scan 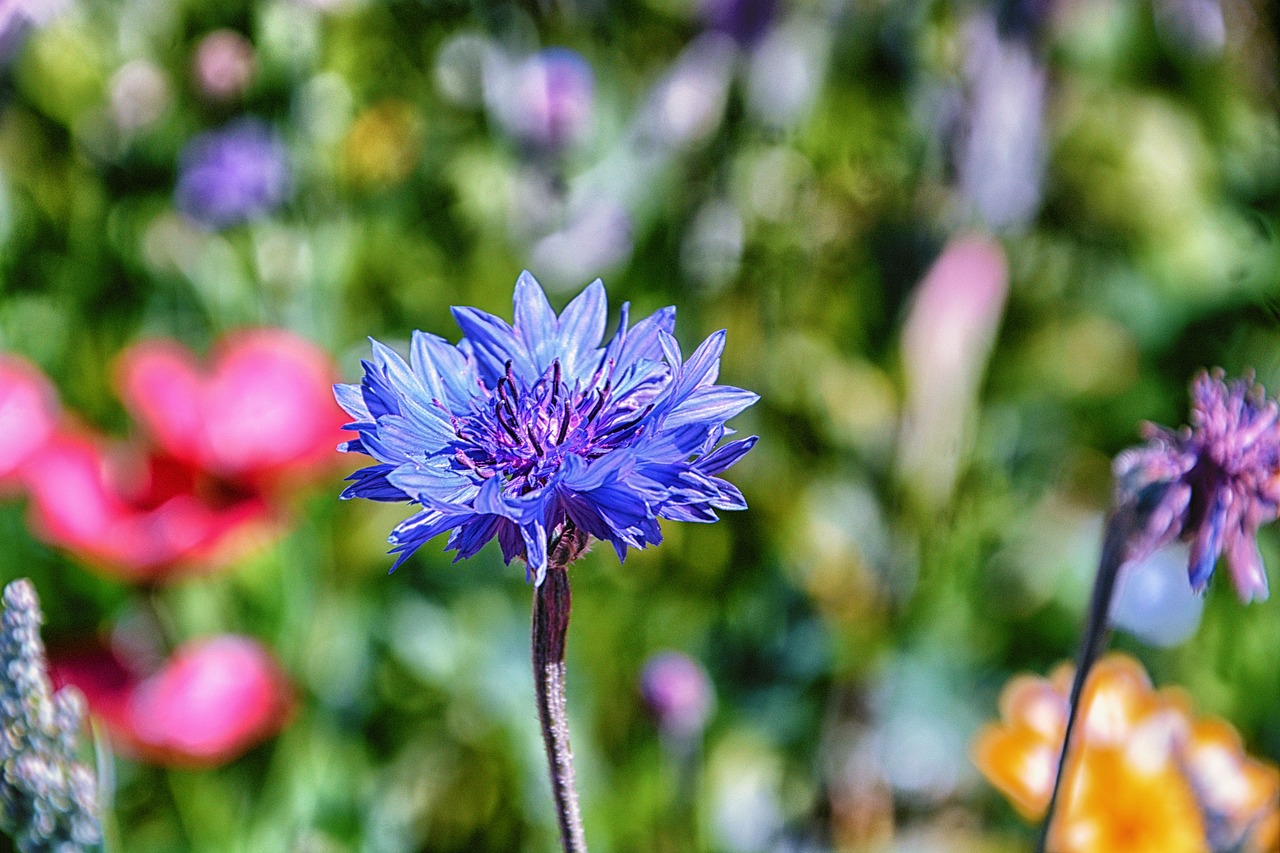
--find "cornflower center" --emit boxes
[449,359,652,493]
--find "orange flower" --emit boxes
[973,653,1278,853]
[1053,746,1205,853]
[1184,717,1280,852]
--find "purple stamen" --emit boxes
[586,381,611,422]
[557,401,572,444]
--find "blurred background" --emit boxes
[0,0,1278,850]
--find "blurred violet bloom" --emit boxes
[193,30,256,101]
[0,355,59,490]
[954,13,1046,231]
[1154,0,1226,57]
[698,0,779,47]
[51,635,293,767]
[1113,370,1280,603]
[641,34,736,148]
[641,651,715,739]
[20,329,345,582]
[175,118,290,229]
[491,48,595,153]
[897,235,1009,510]
[0,0,69,60]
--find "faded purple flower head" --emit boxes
[0,0,69,62]
[193,30,256,101]
[335,272,757,584]
[641,651,715,738]
[175,118,290,229]
[698,0,779,47]
[1113,369,1280,603]
[496,48,594,152]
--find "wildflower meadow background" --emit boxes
[0,0,1278,851]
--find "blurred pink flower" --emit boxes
[113,329,345,488]
[0,355,60,489]
[24,430,277,582]
[641,651,715,738]
[17,328,345,582]
[897,235,1009,509]
[51,635,293,767]
[193,30,256,101]
[490,48,595,152]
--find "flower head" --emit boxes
[1113,369,1280,603]
[640,651,715,738]
[14,329,345,582]
[175,118,290,229]
[973,653,1279,853]
[51,635,293,768]
[336,272,758,583]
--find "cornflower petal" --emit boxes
[450,306,538,386]
[699,435,759,475]
[409,331,477,409]
[554,279,608,379]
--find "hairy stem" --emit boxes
[532,562,588,853]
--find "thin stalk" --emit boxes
[1034,510,1130,853]
[532,560,588,853]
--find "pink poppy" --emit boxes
[24,429,278,582]
[114,328,346,488]
[19,328,345,581]
[51,635,293,767]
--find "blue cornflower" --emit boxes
[335,272,758,584]
[175,118,290,229]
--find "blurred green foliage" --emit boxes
[0,0,1278,851]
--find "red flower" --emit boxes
[24,430,278,581]
[0,355,60,489]
[17,328,346,582]
[51,635,293,768]
[114,329,346,488]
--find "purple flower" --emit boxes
[494,48,595,152]
[698,0,779,47]
[1113,369,1280,603]
[335,272,758,584]
[175,118,290,229]
[193,30,256,101]
[640,651,715,738]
